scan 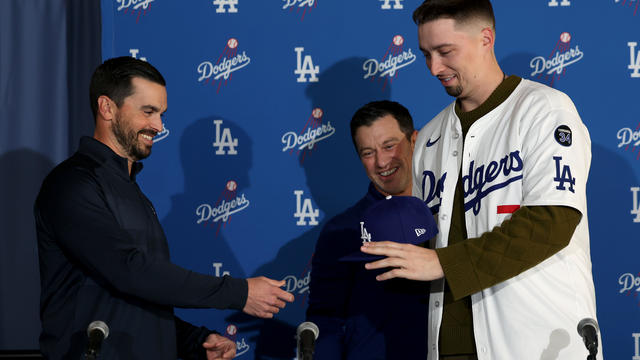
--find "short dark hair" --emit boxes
[350,100,414,150]
[89,56,166,119]
[412,0,495,29]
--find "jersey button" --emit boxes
[452,150,458,156]
[453,132,459,139]
[435,301,440,307]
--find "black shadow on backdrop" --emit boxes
[162,117,251,329]
[226,57,392,359]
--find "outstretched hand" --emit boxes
[361,241,444,281]
[203,333,236,360]
[243,276,295,318]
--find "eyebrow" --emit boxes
[419,43,454,53]
[141,105,167,115]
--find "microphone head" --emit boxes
[296,321,319,340]
[577,318,599,336]
[87,320,110,339]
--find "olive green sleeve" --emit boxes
[435,205,581,301]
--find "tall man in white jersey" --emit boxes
[360,1,601,359]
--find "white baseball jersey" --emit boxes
[413,79,601,360]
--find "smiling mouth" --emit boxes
[379,167,398,177]
[440,75,456,83]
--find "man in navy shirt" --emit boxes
[34,57,294,360]
[306,100,432,359]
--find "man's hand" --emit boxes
[243,276,295,318]
[361,241,444,281]
[203,333,236,360]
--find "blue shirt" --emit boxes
[34,137,248,360]
[306,183,432,360]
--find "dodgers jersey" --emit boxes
[413,79,601,360]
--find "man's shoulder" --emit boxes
[512,78,576,111]
[38,152,102,198]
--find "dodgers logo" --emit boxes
[281,108,335,162]
[224,324,250,357]
[463,151,524,215]
[615,0,639,16]
[363,35,416,90]
[421,171,446,214]
[152,123,169,143]
[616,123,640,160]
[530,32,583,87]
[618,272,640,307]
[282,0,317,20]
[196,180,250,236]
[283,269,311,296]
[197,38,251,93]
[116,0,154,22]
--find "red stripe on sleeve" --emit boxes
[497,205,520,214]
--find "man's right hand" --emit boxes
[243,276,295,318]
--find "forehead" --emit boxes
[418,18,475,48]
[355,115,404,145]
[125,77,167,107]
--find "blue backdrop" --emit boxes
[99,0,640,359]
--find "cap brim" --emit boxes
[338,252,385,262]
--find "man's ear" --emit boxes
[97,96,115,121]
[480,26,495,49]
[410,130,418,149]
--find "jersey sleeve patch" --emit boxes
[554,125,572,147]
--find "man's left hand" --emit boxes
[203,333,236,360]
[361,241,444,281]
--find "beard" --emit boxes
[445,84,463,98]
[112,113,153,161]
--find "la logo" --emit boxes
[213,0,238,13]
[553,156,575,193]
[360,222,372,243]
[129,49,147,62]
[294,47,319,83]
[629,42,640,78]
[294,190,319,226]
[380,0,403,9]
[631,187,640,223]
[548,0,570,6]
[213,120,238,155]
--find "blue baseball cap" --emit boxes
[339,195,438,262]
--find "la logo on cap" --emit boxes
[360,222,372,243]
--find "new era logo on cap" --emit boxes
[340,195,438,261]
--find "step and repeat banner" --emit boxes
[101,0,639,358]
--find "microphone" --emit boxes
[577,318,599,359]
[296,321,319,360]
[84,320,109,360]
